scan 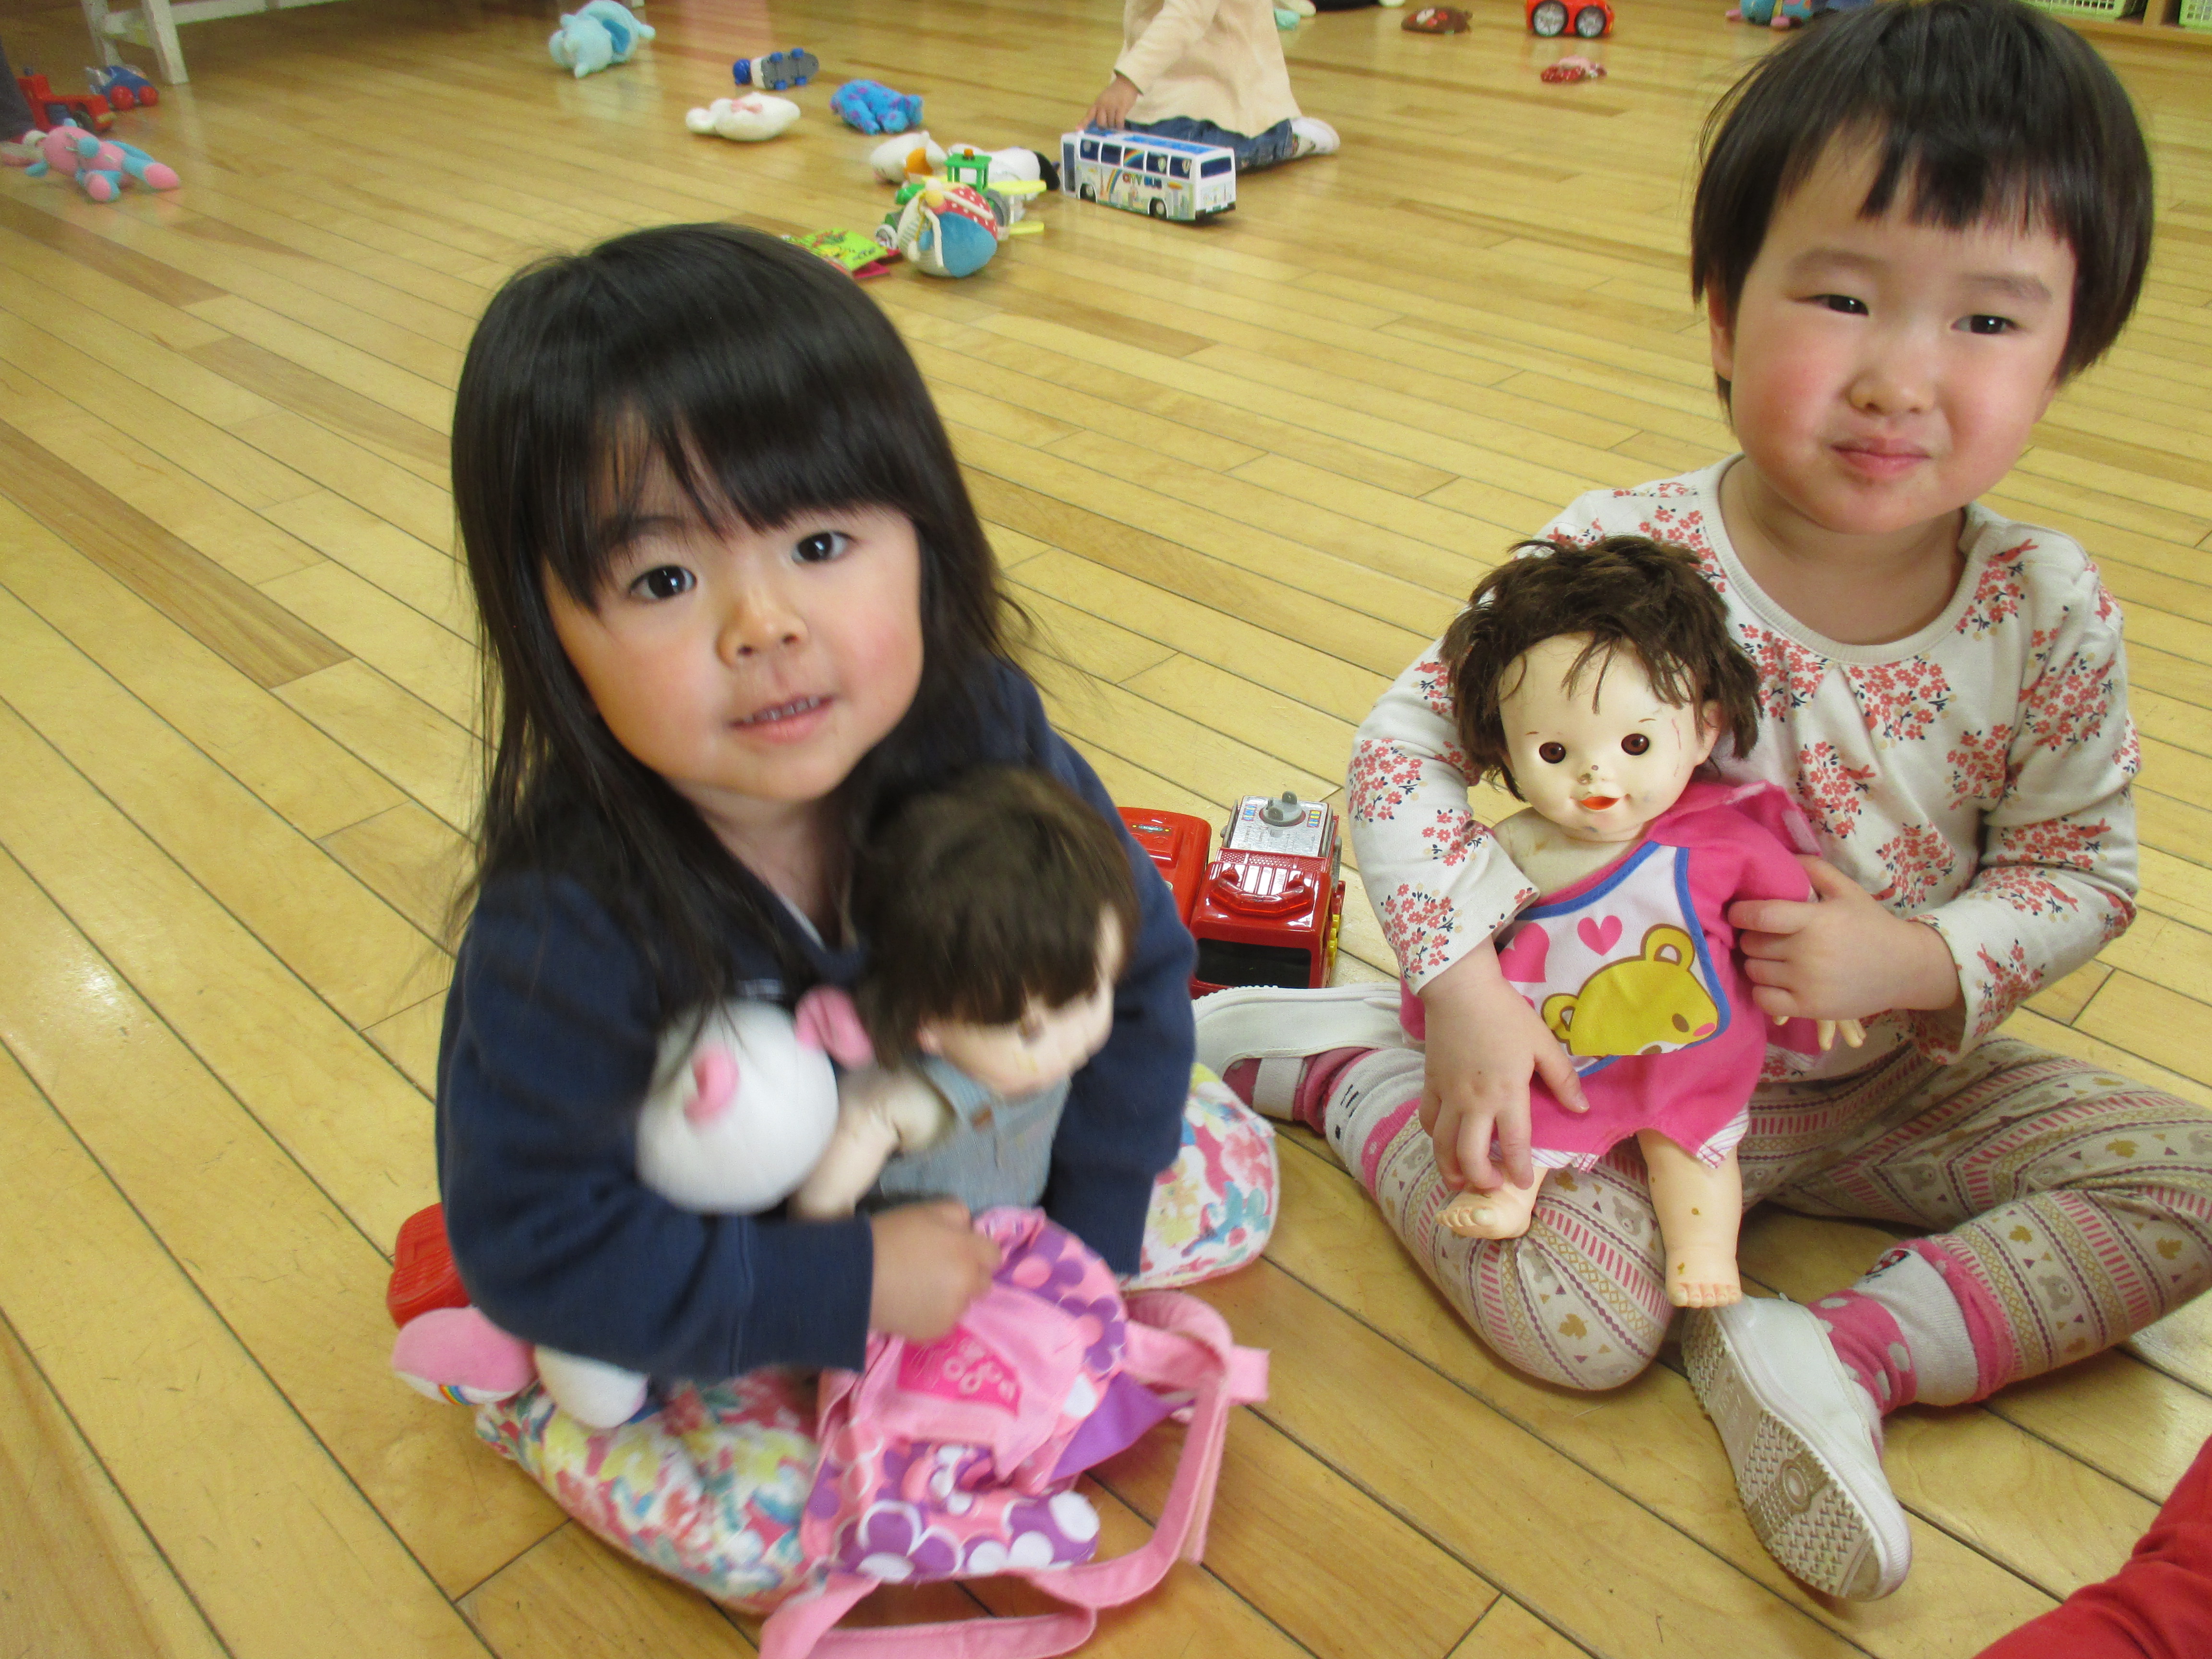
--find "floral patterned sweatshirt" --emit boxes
[1347,459,2140,1070]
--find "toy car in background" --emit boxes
[15,72,112,132]
[1528,0,1613,36]
[1123,793,1346,996]
[1061,130,1235,222]
[87,65,159,110]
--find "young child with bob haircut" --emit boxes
[1196,0,2199,1605]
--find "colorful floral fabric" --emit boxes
[467,1068,1275,1610]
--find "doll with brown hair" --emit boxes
[1430,535,1851,1307]
[789,765,1142,1220]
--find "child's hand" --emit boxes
[1730,858,1963,1022]
[867,1201,1000,1342]
[1418,944,1587,1193]
[1085,73,1139,131]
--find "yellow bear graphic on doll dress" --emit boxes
[1540,925,1720,1058]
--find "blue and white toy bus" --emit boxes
[1059,130,1236,222]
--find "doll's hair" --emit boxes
[851,768,1141,1065]
[1442,536,1761,801]
[1692,0,2151,404]
[449,222,1022,1003]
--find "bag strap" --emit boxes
[758,1290,1266,1659]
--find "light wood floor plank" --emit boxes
[0,1311,229,1659]
[0,1041,488,1658]
[0,850,558,1599]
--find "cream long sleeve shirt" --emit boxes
[1347,460,2140,1074]
[1114,0,1301,138]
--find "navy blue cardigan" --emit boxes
[435,663,1196,1379]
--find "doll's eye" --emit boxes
[1621,733,1651,756]
[1537,742,1567,765]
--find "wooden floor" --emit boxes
[2,0,2210,1653]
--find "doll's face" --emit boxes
[1497,636,1719,846]
[916,912,1124,1096]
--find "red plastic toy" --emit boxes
[1187,792,1346,997]
[1119,807,1213,926]
[15,72,113,132]
[1528,0,1613,37]
[386,1203,469,1328]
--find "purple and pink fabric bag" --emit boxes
[762,1207,1268,1658]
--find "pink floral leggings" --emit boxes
[1327,1038,2212,1392]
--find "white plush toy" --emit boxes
[948,144,1046,189]
[870,130,947,183]
[685,94,802,143]
[392,988,953,1429]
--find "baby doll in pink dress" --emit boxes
[1428,535,1853,1307]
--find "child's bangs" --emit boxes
[531,224,951,604]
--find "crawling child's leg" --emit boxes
[1638,1133,1743,1309]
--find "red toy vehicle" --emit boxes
[1528,0,1613,37]
[1119,807,1213,926]
[15,72,113,132]
[1129,792,1343,996]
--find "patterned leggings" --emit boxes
[469,1072,1278,1611]
[1327,1038,2212,1392]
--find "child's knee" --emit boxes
[1453,1231,1669,1393]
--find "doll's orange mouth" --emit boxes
[1578,795,1619,810]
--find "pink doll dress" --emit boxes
[1489,778,1822,1170]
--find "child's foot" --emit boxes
[1438,1178,1541,1239]
[1193,983,1406,1118]
[1682,1297,1911,1599]
[1666,1245,1743,1309]
[1289,117,1340,159]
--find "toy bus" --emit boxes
[1059,129,1236,222]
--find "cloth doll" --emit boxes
[1425,535,1852,1308]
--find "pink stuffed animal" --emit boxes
[7,121,179,202]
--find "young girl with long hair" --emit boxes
[435,222,1276,1606]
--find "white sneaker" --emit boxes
[1682,1297,1913,1600]
[1192,983,1407,1117]
[1288,117,1340,159]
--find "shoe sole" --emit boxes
[1683,1307,1909,1600]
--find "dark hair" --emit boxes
[1443,537,1761,800]
[1692,0,2152,402]
[451,222,1020,1005]
[850,769,1141,1064]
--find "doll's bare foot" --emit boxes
[1438,1178,1541,1240]
[1667,1245,1743,1309]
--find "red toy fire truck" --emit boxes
[1125,792,1346,996]
[14,72,114,132]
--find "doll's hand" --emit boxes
[867,1201,1001,1342]
[1418,944,1587,1193]
[1730,858,1962,1022]
[1085,73,1139,130]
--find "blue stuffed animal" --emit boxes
[549,0,654,77]
[830,79,923,136]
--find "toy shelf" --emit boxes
[2030,0,2212,44]
[79,0,354,85]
